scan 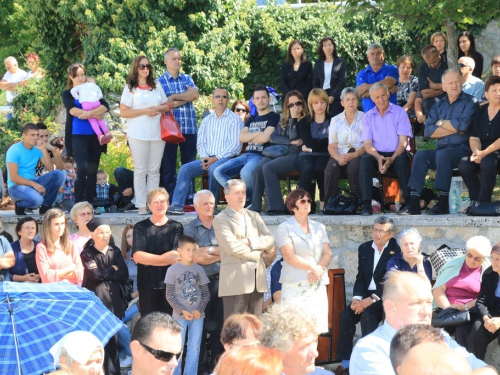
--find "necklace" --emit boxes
[465,263,471,275]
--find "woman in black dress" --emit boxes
[81,217,129,375]
[280,39,313,101]
[457,31,484,79]
[132,187,183,316]
[312,37,346,117]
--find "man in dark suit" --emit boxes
[334,216,401,375]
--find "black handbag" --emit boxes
[466,200,500,216]
[119,279,134,311]
[431,307,470,328]
[323,188,360,215]
[262,145,288,158]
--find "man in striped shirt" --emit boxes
[167,87,244,215]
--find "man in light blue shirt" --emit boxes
[349,271,490,375]
[459,56,485,101]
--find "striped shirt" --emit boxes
[158,70,198,134]
[197,108,244,159]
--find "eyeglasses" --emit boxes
[287,101,303,109]
[466,252,484,263]
[372,228,390,235]
[458,63,470,68]
[214,95,228,99]
[235,108,248,113]
[139,342,182,362]
[138,64,152,71]
[78,212,93,217]
[297,198,312,205]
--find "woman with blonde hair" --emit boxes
[69,201,94,254]
[251,90,308,215]
[36,208,83,284]
[430,32,447,63]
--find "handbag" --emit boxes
[431,307,470,328]
[323,188,360,215]
[422,244,466,274]
[262,145,288,158]
[119,279,134,312]
[466,200,500,216]
[161,103,186,144]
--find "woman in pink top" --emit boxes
[36,208,84,284]
[69,201,94,254]
[433,235,492,346]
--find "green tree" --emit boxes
[342,0,500,70]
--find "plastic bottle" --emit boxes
[449,184,460,214]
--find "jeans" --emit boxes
[72,134,102,203]
[6,102,13,121]
[161,134,197,202]
[171,158,230,207]
[9,170,65,209]
[114,167,134,205]
[117,324,132,358]
[174,318,204,375]
[213,153,262,199]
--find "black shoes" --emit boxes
[426,206,450,215]
[360,205,373,216]
[15,202,26,216]
[397,204,421,215]
[118,202,137,212]
[39,206,51,215]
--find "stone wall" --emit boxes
[476,19,500,76]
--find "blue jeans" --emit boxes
[161,134,197,202]
[213,153,262,199]
[9,170,65,209]
[171,158,229,206]
[118,324,132,358]
[6,102,12,121]
[174,318,204,375]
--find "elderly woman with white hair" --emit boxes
[386,228,432,281]
[433,235,492,346]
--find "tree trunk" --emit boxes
[444,19,458,70]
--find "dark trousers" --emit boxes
[138,288,173,316]
[114,167,134,205]
[335,300,384,361]
[198,277,224,373]
[324,155,362,205]
[408,145,470,194]
[104,333,120,375]
[458,151,500,202]
[359,152,411,204]
[467,315,500,360]
[251,154,297,212]
[296,154,330,201]
[72,135,102,203]
[223,287,263,321]
[161,133,197,202]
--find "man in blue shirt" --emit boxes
[398,69,478,216]
[7,123,65,215]
[158,48,199,201]
[356,44,399,112]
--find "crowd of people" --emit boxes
[2,30,500,375]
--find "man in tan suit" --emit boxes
[213,179,275,320]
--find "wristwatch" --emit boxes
[437,120,444,127]
[208,246,214,255]
[371,296,377,303]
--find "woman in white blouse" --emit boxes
[120,56,170,215]
[323,87,365,206]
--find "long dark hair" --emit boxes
[280,90,309,128]
[457,31,478,58]
[66,63,85,89]
[285,39,307,65]
[126,55,156,91]
[316,37,338,61]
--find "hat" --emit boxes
[86,218,110,232]
[49,331,104,367]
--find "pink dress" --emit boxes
[446,262,482,305]
[35,242,84,285]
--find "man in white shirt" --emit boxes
[459,57,485,101]
[0,57,27,120]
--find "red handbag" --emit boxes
[161,103,186,144]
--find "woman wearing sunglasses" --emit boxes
[251,91,308,215]
[231,99,250,123]
[62,63,110,204]
[432,235,492,346]
[120,55,170,215]
[274,189,332,333]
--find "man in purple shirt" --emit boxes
[356,44,399,112]
[359,83,413,216]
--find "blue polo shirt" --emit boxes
[357,63,399,112]
[6,142,42,188]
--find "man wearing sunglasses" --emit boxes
[130,312,183,375]
[458,57,485,101]
[167,87,243,215]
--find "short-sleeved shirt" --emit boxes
[396,76,419,117]
[418,59,448,113]
[120,83,168,141]
[462,76,485,101]
[244,112,280,154]
[360,103,413,153]
[158,71,198,134]
[183,216,220,277]
[0,236,13,281]
[386,253,433,282]
[2,69,27,103]
[6,142,43,188]
[329,110,364,155]
[470,104,500,147]
[356,63,399,112]
[164,262,209,319]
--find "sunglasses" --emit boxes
[458,63,470,68]
[139,342,182,362]
[287,101,303,109]
[214,95,228,99]
[466,252,484,262]
[297,198,312,205]
[138,64,152,71]
[235,108,248,113]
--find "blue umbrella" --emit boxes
[0,281,124,375]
